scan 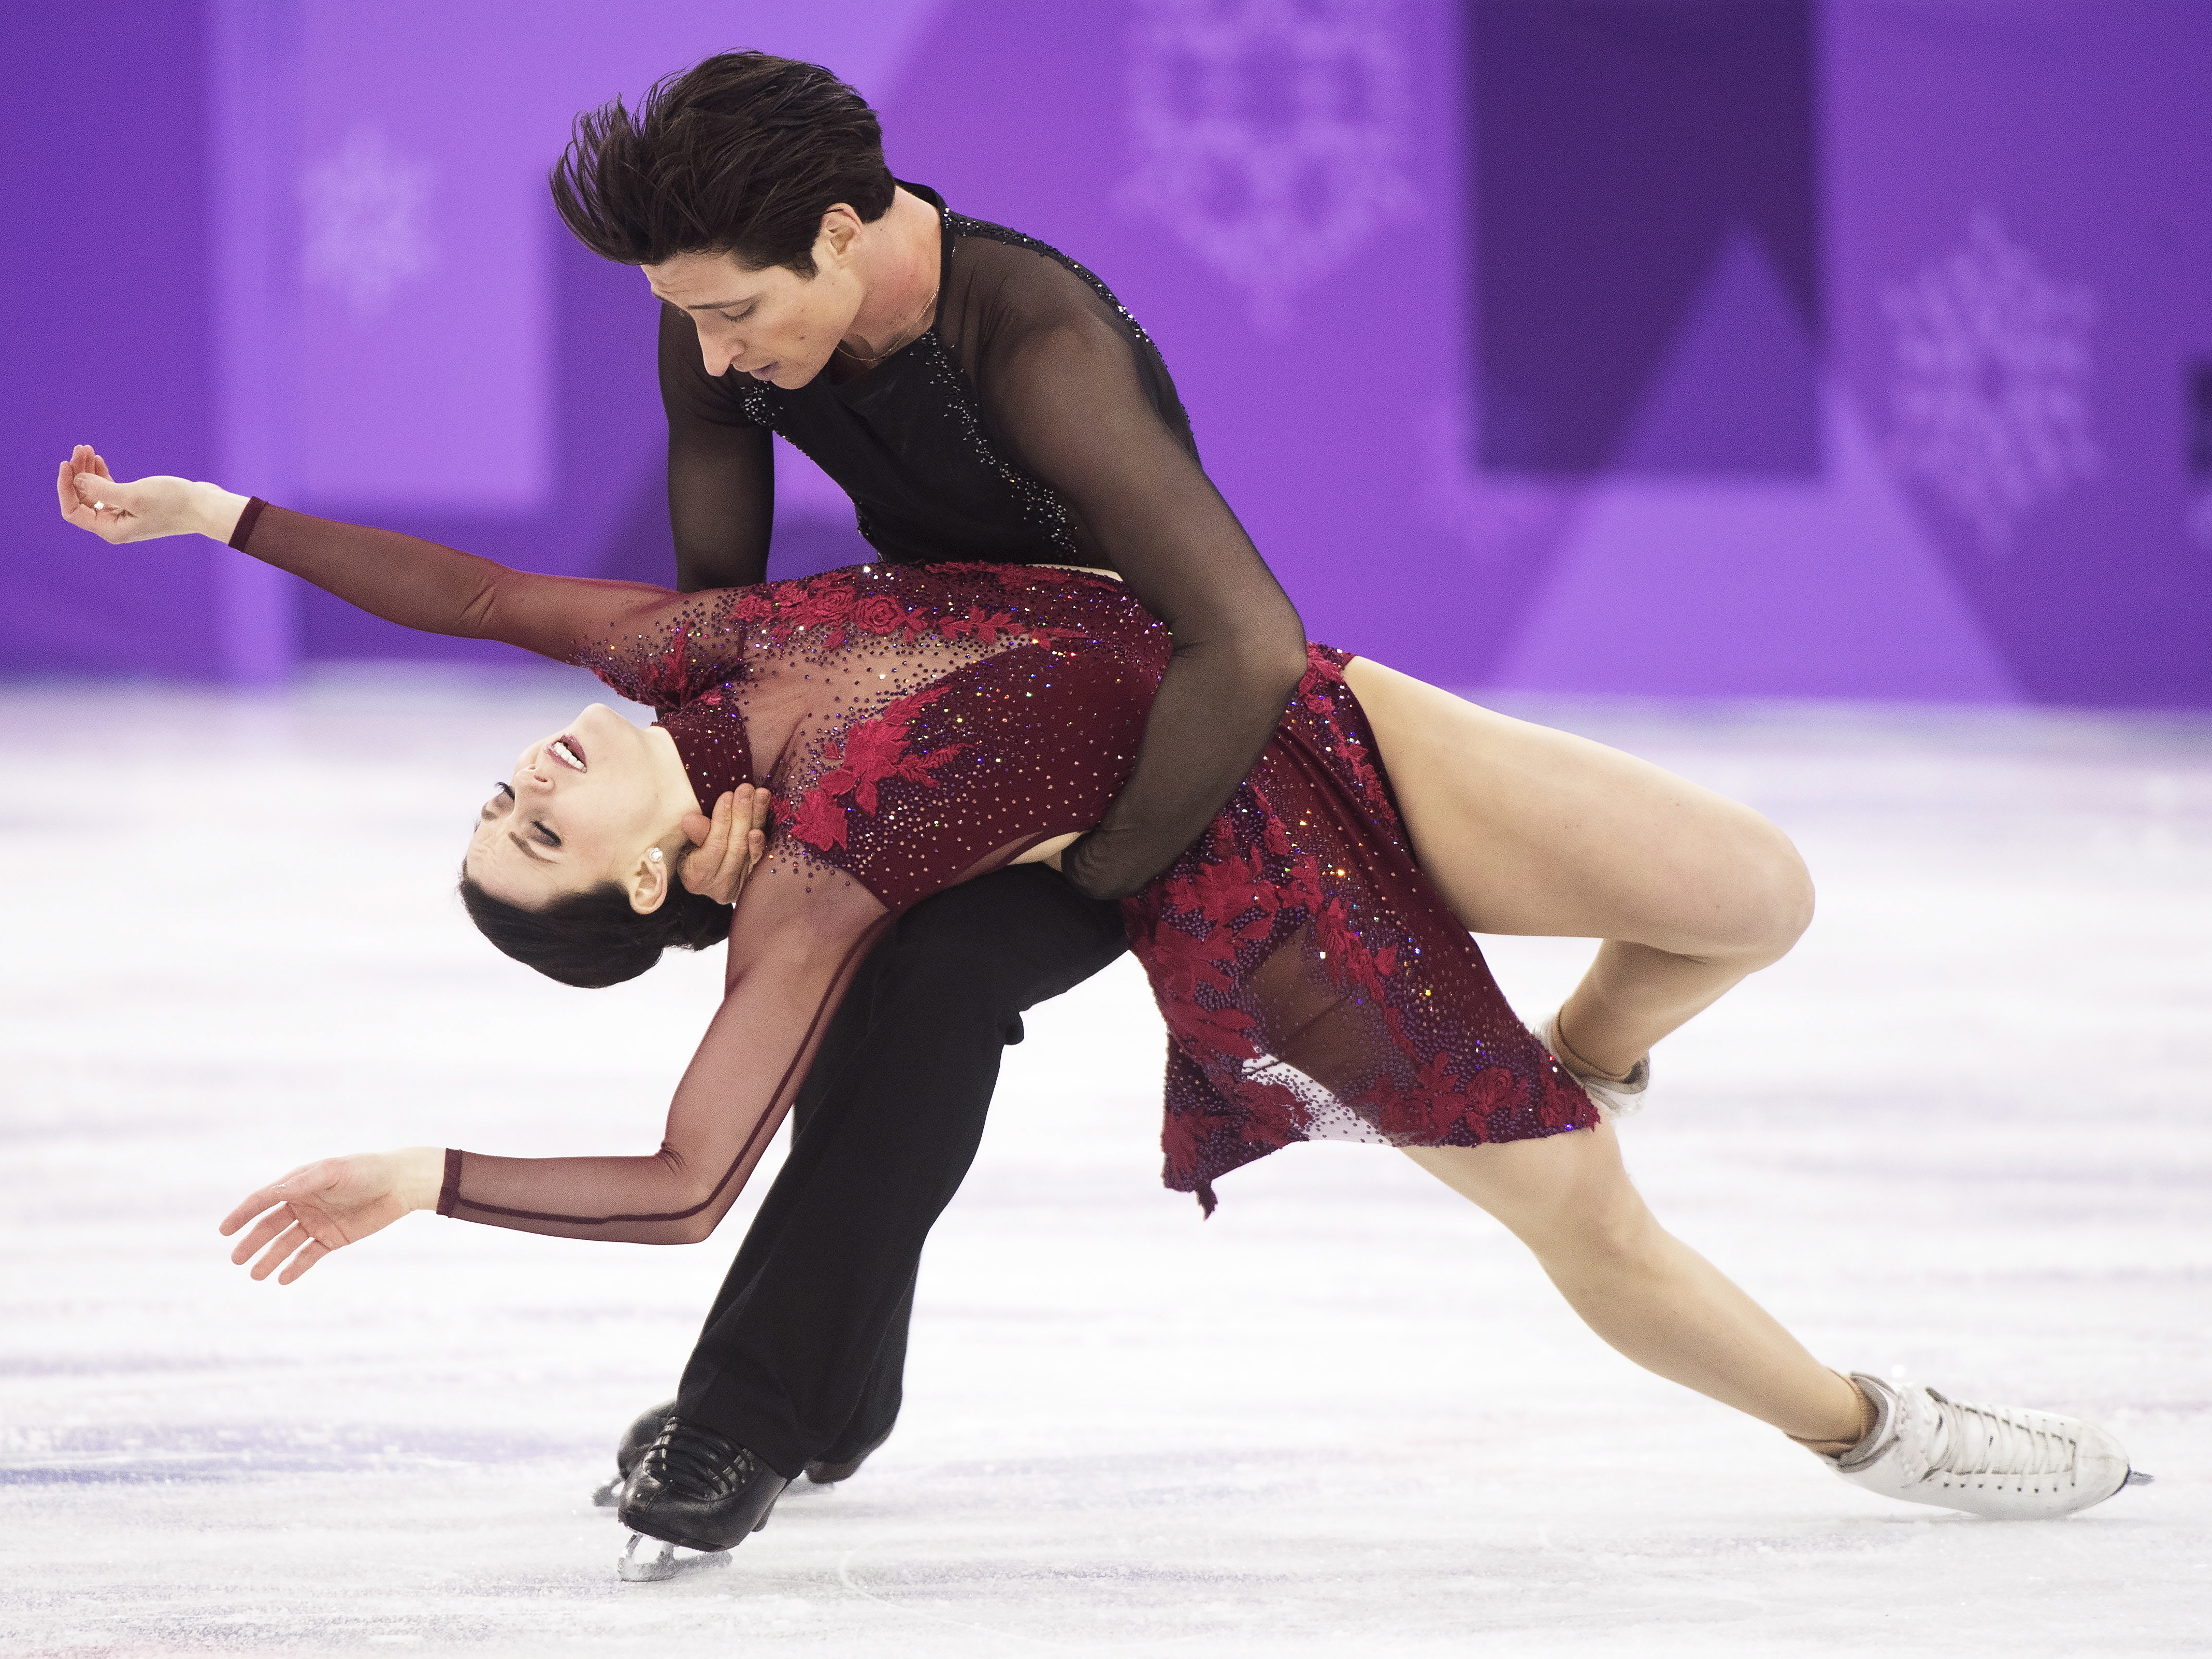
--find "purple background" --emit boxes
[7,1,2208,706]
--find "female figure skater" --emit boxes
[58,449,2144,1578]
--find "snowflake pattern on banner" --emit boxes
[299,126,438,321]
[1119,0,1416,333]
[1884,211,2100,551]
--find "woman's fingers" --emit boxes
[680,792,736,898]
[219,1189,288,1240]
[681,789,772,905]
[729,784,772,898]
[226,1204,298,1265]
[55,457,110,533]
[248,1220,312,1281]
[728,785,772,885]
[71,469,131,513]
[55,460,138,542]
[277,1239,329,1285]
[220,1170,312,1237]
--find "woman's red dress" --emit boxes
[230,503,1597,1233]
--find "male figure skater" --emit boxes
[561,53,1309,1570]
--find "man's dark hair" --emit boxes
[458,869,732,989]
[551,51,897,275]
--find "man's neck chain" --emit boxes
[836,281,939,368]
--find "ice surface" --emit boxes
[1,671,2206,1656]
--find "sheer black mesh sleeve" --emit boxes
[658,301,775,594]
[949,245,1309,899]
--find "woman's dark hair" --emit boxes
[458,868,732,989]
[551,51,897,275]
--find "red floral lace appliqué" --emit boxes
[620,623,695,707]
[781,685,970,853]
[1128,644,1596,1213]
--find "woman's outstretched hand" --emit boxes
[55,444,250,545]
[219,1148,444,1285]
[680,783,773,906]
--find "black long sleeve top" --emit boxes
[658,183,1308,899]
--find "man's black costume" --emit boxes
[652,186,1302,1480]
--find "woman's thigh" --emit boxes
[1343,657,1811,956]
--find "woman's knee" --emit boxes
[1746,825,1816,962]
[1698,815,1815,967]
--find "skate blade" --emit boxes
[617,1533,732,1583]
[2125,1470,2154,1486]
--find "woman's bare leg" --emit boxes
[1406,1130,1863,1446]
[1343,658,1814,1079]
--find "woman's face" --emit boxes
[646,220,865,391]
[465,703,684,911]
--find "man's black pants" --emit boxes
[674,865,1129,1479]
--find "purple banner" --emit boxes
[6,1,2208,706]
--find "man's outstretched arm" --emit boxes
[659,301,776,593]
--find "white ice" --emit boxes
[1,671,2206,1656]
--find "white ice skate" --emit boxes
[1820,1371,2149,1520]
[617,1532,733,1582]
[1534,1010,1648,1120]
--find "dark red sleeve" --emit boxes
[231,500,687,667]
[434,849,890,1245]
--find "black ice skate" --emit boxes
[615,1418,788,1581]
[591,1398,676,1508]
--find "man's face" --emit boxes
[645,225,864,391]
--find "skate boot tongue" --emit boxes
[655,1422,750,1497]
[1924,1389,2072,1478]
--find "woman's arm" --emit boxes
[58,446,684,667]
[978,317,1310,901]
[219,846,888,1272]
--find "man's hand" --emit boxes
[1012,831,1079,873]
[680,783,773,906]
[55,444,250,544]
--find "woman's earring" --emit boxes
[649,849,664,862]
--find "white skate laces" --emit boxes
[1819,1371,2147,1520]
[1534,1010,1648,1120]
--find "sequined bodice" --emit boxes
[581,562,1166,910]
